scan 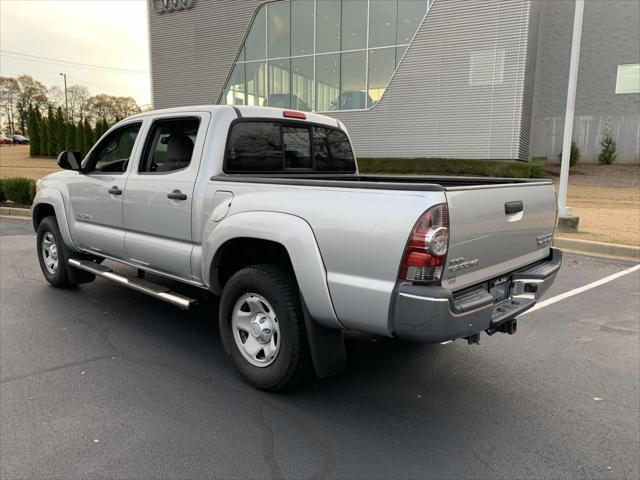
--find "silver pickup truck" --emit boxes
[32,105,561,390]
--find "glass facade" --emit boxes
[221,0,431,111]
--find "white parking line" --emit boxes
[524,263,640,315]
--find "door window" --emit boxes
[86,123,141,174]
[139,117,200,173]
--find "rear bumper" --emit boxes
[390,248,562,342]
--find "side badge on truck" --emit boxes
[536,233,554,247]
[448,257,479,273]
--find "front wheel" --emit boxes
[36,216,94,288]
[219,264,312,391]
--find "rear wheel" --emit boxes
[219,264,312,391]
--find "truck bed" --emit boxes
[211,173,551,191]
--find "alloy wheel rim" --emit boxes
[41,231,59,275]
[231,293,280,367]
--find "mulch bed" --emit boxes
[545,164,640,188]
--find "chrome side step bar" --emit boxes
[68,259,197,309]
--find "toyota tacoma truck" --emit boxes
[32,105,561,390]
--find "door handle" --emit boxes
[108,186,122,195]
[505,201,524,215]
[167,189,187,201]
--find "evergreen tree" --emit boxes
[47,105,56,156]
[28,105,38,156]
[101,116,109,137]
[65,121,75,151]
[40,117,48,156]
[83,118,93,154]
[30,106,42,156]
[598,126,617,165]
[55,107,65,155]
[75,120,84,156]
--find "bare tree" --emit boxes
[16,75,48,134]
[47,85,65,109]
[0,77,21,133]
[67,85,90,123]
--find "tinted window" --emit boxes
[369,0,397,48]
[267,1,290,58]
[140,118,199,173]
[340,51,367,109]
[341,0,367,50]
[245,6,266,61]
[291,0,314,55]
[316,53,340,111]
[283,126,312,169]
[316,0,340,53]
[312,127,356,172]
[226,122,283,172]
[89,123,141,174]
[226,122,356,174]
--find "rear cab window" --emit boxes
[224,120,356,174]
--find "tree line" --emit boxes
[27,104,113,158]
[0,74,142,136]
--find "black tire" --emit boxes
[219,264,312,391]
[36,216,95,288]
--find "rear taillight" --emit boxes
[399,204,450,283]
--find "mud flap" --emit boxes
[300,294,347,379]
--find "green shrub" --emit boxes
[2,177,37,204]
[0,179,5,202]
[598,127,617,165]
[529,157,547,178]
[357,157,532,178]
[560,141,580,168]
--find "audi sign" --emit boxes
[153,0,194,14]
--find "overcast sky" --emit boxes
[0,0,151,106]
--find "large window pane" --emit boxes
[292,56,314,111]
[223,63,245,105]
[226,122,283,172]
[268,1,290,58]
[341,0,367,51]
[283,126,312,169]
[268,58,291,108]
[316,54,340,111]
[368,47,396,107]
[291,0,314,56]
[245,6,266,61]
[246,61,266,106]
[397,0,429,44]
[369,0,397,48]
[340,50,367,110]
[316,0,341,53]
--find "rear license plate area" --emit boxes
[489,275,511,303]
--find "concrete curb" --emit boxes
[555,237,640,262]
[0,206,31,219]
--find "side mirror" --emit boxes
[57,151,82,171]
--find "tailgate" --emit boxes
[442,182,557,291]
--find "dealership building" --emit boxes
[148,0,640,163]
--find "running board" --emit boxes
[68,259,197,309]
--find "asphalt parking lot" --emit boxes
[1,216,639,480]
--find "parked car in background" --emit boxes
[32,105,561,391]
[267,94,310,111]
[11,135,29,145]
[0,134,13,144]
[330,91,374,110]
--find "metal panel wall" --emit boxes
[148,0,535,160]
[530,0,640,163]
